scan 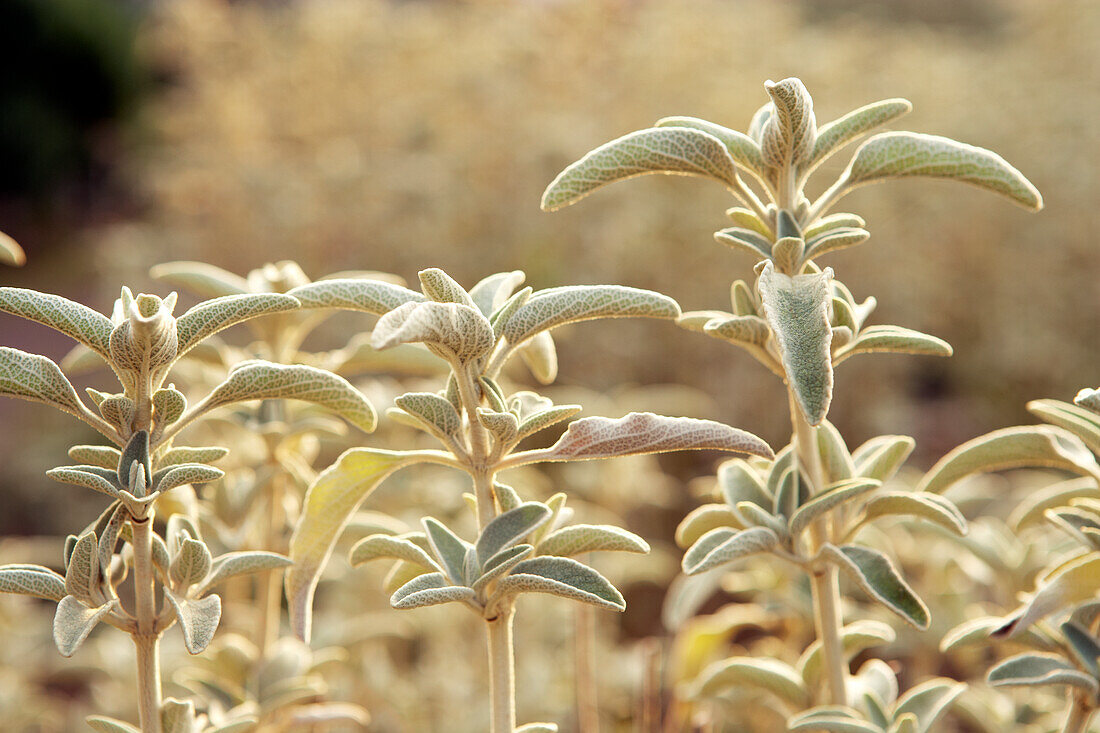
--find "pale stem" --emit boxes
[790,391,847,706]
[487,605,517,733]
[131,514,163,733]
[1062,692,1094,733]
[574,601,600,733]
[258,470,287,655]
[639,637,662,732]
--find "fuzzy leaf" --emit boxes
[718,459,771,508]
[817,420,854,483]
[469,270,526,316]
[0,287,113,356]
[824,544,929,628]
[682,526,779,575]
[797,620,896,690]
[152,387,186,428]
[788,711,880,733]
[804,228,871,260]
[391,572,475,610]
[53,596,115,657]
[156,446,229,468]
[1001,553,1100,637]
[1062,621,1100,677]
[165,591,221,654]
[394,392,461,438]
[149,261,250,298]
[654,116,766,176]
[471,545,534,595]
[476,503,552,567]
[789,479,880,538]
[703,315,770,346]
[86,717,142,733]
[761,78,816,169]
[538,524,650,557]
[175,293,299,356]
[1027,399,1100,455]
[675,505,743,548]
[853,436,915,483]
[693,656,809,707]
[418,268,477,308]
[502,285,680,348]
[287,448,425,641]
[839,132,1042,210]
[46,467,120,499]
[0,231,25,266]
[541,127,739,211]
[0,347,87,419]
[891,679,964,733]
[988,653,1098,694]
[288,278,424,314]
[349,535,440,571]
[807,98,912,171]
[1011,478,1100,530]
[533,412,773,463]
[65,532,101,605]
[0,564,66,601]
[860,493,966,535]
[153,464,224,494]
[200,551,292,593]
[917,426,1100,494]
[759,262,834,425]
[200,361,376,433]
[1077,388,1100,415]
[516,405,583,442]
[67,445,122,470]
[169,538,212,588]
[372,301,494,364]
[517,331,558,384]
[160,699,197,733]
[423,518,472,585]
[514,725,558,733]
[494,557,624,610]
[714,228,773,259]
[834,326,952,363]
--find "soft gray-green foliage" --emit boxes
[822,544,929,629]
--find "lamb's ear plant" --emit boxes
[0,282,380,732]
[283,266,774,732]
[542,77,1042,724]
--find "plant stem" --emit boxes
[575,601,600,733]
[258,470,286,656]
[1062,693,1094,733]
[487,605,517,733]
[131,513,163,733]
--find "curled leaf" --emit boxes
[988,653,1098,694]
[682,526,779,575]
[53,596,115,657]
[372,301,494,364]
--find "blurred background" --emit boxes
[0,0,1096,730]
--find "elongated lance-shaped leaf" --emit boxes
[682,526,780,575]
[675,505,742,548]
[703,315,770,346]
[394,392,461,439]
[196,361,376,433]
[471,545,534,596]
[853,435,915,482]
[287,278,425,313]
[758,262,834,424]
[68,445,122,470]
[476,503,552,567]
[796,620,896,690]
[0,287,113,356]
[372,301,494,364]
[423,518,472,584]
[694,656,809,707]
[492,556,625,611]
[170,538,213,588]
[517,405,582,442]
[654,116,766,177]
[65,532,101,605]
[539,524,650,557]
[1061,621,1100,677]
[917,426,1100,494]
[418,268,477,309]
[835,132,1042,210]
[891,679,965,733]
[0,347,90,421]
[761,78,816,170]
[198,551,292,594]
[817,420,854,483]
[988,653,1099,694]
[521,412,773,465]
[834,326,952,364]
[714,228,772,259]
[541,126,739,211]
[517,331,558,384]
[859,493,967,536]
[391,572,475,610]
[286,448,431,641]
[998,553,1100,637]
[53,596,116,657]
[469,270,526,316]
[787,711,880,733]
[805,98,912,173]
[1011,477,1100,530]
[789,479,880,538]
[165,591,221,654]
[157,445,229,468]
[153,464,224,494]
[939,615,1057,654]
[718,458,771,508]
[823,544,930,628]
[175,293,299,357]
[501,285,680,348]
[349,535,440,571]
[804,228,871,260]
[150,261,250,298]
[1027,399,1100,455]
[47,466,121,499]
[0,564,66,601]
[86,716,142,733]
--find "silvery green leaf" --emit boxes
[766,447,795,496]
[853,436,915,482]
[478,408,520,446]
[939,616,1058,653]
[86,716,142,733]
[1062,621,1100,677]
[391,572,475,610]
[804,228,871,260]
[654,116,766,177]
[175,293,299,357]
[675,505,743,548]
[1076,388,1100,415]
[281,702,369,727]
[772,466,800,519]
[494,556,625,611]
[502,285,680,348]
[917,426,1100,494]
[714,227,772,259]
[531,412,773,463]
[692,656,809,707]
[170,538,212,588]
[394,392,461,439]
[469,270,526,316]
[889,714,918,733]
[838,132,1043,210]
[516,405,583,442]
[1011,477,1100,531]
[761,78,816,170]
[97,504,125,576]
[540,127,739,211]
[860,493,966,536]
[99,396,135,434]
[772,237,804,274]
[682,526,779,575]
[152,387,186,428]
[988,653,1097,693]
[0,564,66,601]
[517,331,558,385]
[199,551,291,594]
[787,711,881,733]
[823,544,929,629]
[718,459,771,509]
[748,103,772,142]
[736,501,786,535]
[796,620,896,691]
[0,287,113,356]
[703,314,770,346]
[418,268,478,309]
[200,361,376,432]
[152,464,224,493]
[490,286,534,340]
[287,448,429,641]
[288,278,425,313]
[160,698,197,733]
[789,479,880,538]
[166,591,221,654]
[149,261,250,298]
[0,230,25,266]
[476,503,552,567]
[834,326,952,364]
[831,326,854,350]
[157,446,229,468]
[65,532,101,605]
[817,420,854,483]
[515,725,558,733]
[424,518,473,585]
[806,98,912,172]
[372,301,495,364]
[538,524,649,557]
[758,262,834,425]
[999,553,1100,637]
[0,347,88,419]
[1027,398,1100,455]
[53,596,115,657]
[490,482,522,513]
[68,445,121,470]
[117,430,152,490]
[349,535,440,571]
[804,213,867,240]
[726,208,772,238]
[731,280,758,316]
[471,545,534,596]
[677,310,731,333]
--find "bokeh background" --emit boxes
[0,0,1097,730]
